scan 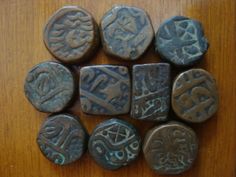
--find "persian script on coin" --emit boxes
[24,61,75,113]
[37,114,88,165]
[100,5,154,60]
[172,69,218,123]
[44,6,99,63]
[88,119,141,170]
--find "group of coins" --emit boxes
[24,5,219,175]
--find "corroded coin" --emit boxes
[155,16,209,66]
[24,61,75,113]
[172,69,218,123]
[143,122,198,175]
[80,65,130,115]
[88,118,141,170]
[44,6,99,63]
[37,114,88,165]
[131,63,170,121]
[100,5,154,60]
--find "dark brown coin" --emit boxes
[37,114,88,165]
[155,16,209,67]
[24,61,75,113]
[131,63,170,121]
[88,118,141,170]
[143,121,198,175]
[172,69,218,123]
[80,65,130,115]
[100,5,154,60]
[44,6,99,63]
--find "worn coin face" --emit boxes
[37,114,88,165]
[88,119,141,170]
[172,69,218,123]
[100,5,154,60]
[131,63,170,121]
[80,65,130,115]
[44,6,99,63]
[155,16,209,66]
[24,61,75,113]
[143,122,198,175]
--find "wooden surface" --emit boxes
[0,0,235,177]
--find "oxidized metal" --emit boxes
[88,118,141,170]
[37,114,88,165]
[131,63,170,121]
[24,61,75,113]
[44,6,99,63]
[155,16,209,66]
[143,121,198,175]
[172,68,218,123]
[80,65,130,115]
[100,5,154,60]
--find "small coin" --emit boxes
[24,61,75,113]
[88,118,141,170]
[100,5,154,60]
[172,68,218,123]
[37,114,88,165]
[155,16,209,66]
[143,121,198,175]
[44,6,99,63]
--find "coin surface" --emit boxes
[131,63,170,121]
[24,61,75,113]
[155,16,209,66]
[80,65,130,115]
[143,122,198,175]
[100,5,154,60]
[44,6,99,63]
[172,69,218,123]
[88,118,141,170]
[37,114,88,165]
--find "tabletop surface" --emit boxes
[0,0,235,177]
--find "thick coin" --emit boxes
[131,63,170,121]
[80,65,130,115]
[143,121,198,175]
[37,114,88,165]
[100,5,154,60]
[172,69,218,123]
[155,16,209,66]
[24,61,75,113]
[88,118,141,170]
[44,6,99,63]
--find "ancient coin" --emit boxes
[44,6,99,63]
[24,61,75,113]
[37,114,88,165]
[131,63,170,121]
[143,121,198,175]
[100,5,154,60]
[155,16,209,66]
[172,69,218,123]
[88,118,141,170]
[80,65,130,115]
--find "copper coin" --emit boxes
[44,6,99,63]
[37,114,88,165]
[172,68,218,123]
[143,121,198,175]
[100,5,154,60]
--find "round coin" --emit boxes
[37,114,88,165]
[24,61,75,113]
[88,118,141,170]
[44,6,99,63]
[172,68,218,123]
[155,16,209,67]
[143,121,198,175]
[100,5,154,60]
